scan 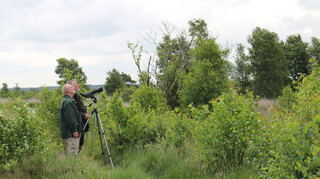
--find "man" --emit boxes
[67,79,89,151]
[58,84,83,155]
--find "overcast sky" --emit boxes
[0,0,319,88]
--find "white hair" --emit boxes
[62,84,72,94]
[67,79,76,87]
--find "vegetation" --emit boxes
[248,27,289,98]
[55,58,89,90]
[284,34,311,82]
[104,68,137,96]
[179,38,229,108]
[1,18,320,178]
[233,44,252,94]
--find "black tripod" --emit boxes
[83,96,114,169]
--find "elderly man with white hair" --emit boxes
[58,84,83,155]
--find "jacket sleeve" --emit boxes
[63,100,78,133]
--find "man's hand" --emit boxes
[73,132,79,138]
[84,110,89,120]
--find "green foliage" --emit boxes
[0,99,46,171]
[36,87,63,145]
[165,107,197,151]
[121,72,136,84]
[119,85,136,102]
[156,30,190,108]
[128,42,152,86]
[130,84,167,112]
[104,68,124,94]
[188,18,209,41]
[12,83,21,97]
[257,59,320,178]
[233,44,252,94]
[0,83,10,97]
[107,91,128,128]
[55,57,89,89]
[284,34,311,82]
[101,85,176,153]
[248,27,290,98]
[126,110,171,147]
[310,37,320,62]
[4,136,256,179]
[192,90,260,172]
[277,85,297,112]
[180,38,229,108]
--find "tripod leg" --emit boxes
[95,111,106,165]
[96,111,115,169]
[83,111,94,131]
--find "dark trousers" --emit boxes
[79,134,85,151]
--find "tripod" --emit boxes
[83,96,114,169]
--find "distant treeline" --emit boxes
[6,85,105,91]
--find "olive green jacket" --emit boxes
[58,95,83,139]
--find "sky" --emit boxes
[0,0,319,88]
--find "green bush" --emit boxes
[277,85,297,112]
[36,87,63,145]
[107,91,128,127]
[105,89,171,150]
[104,92,130,150]
[261,59,320,178]
[165,107,199,151]
[192,90,261,172]
[119,86,136,102]
[130,84,167,112]
[126,110,171,146]
[0,99,45,171]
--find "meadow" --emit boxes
[1,62,320,178]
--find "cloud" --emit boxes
[298,0,320,10]
[0,0,319,88]
[0,1,122,43]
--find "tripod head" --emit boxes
[90,96,98,103]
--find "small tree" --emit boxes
[127,42,152,86]
[13,83,21,97]
[234,44,252,93]
[130,84,167,112]
[248,27,289,98]
[104,68,124,94]
[284,34,311,82]
[55,58,89,89]
[179,38,228,108]
[0,83,10,97]
[121,72,137,86]
[309,37,320,63]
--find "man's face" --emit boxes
[70,86,76,96]
[66,85,75,96]
[73,81,80,92]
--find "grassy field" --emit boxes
[1,129,257,179]
[1,96,275,178]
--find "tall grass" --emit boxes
[1,128,256,179]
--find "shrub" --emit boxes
[261,59,320,178]
[192,89,261,172]
[165,107,200,151]
[36,87,63,145]
[277,85,297,112]
[119,86,137,102]
[130,84,167,112]
[105,90,171,150]
[107,91,128,127]
[0,99,45,171]
[104,92,130,150]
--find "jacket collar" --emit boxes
[63,94,73,99]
